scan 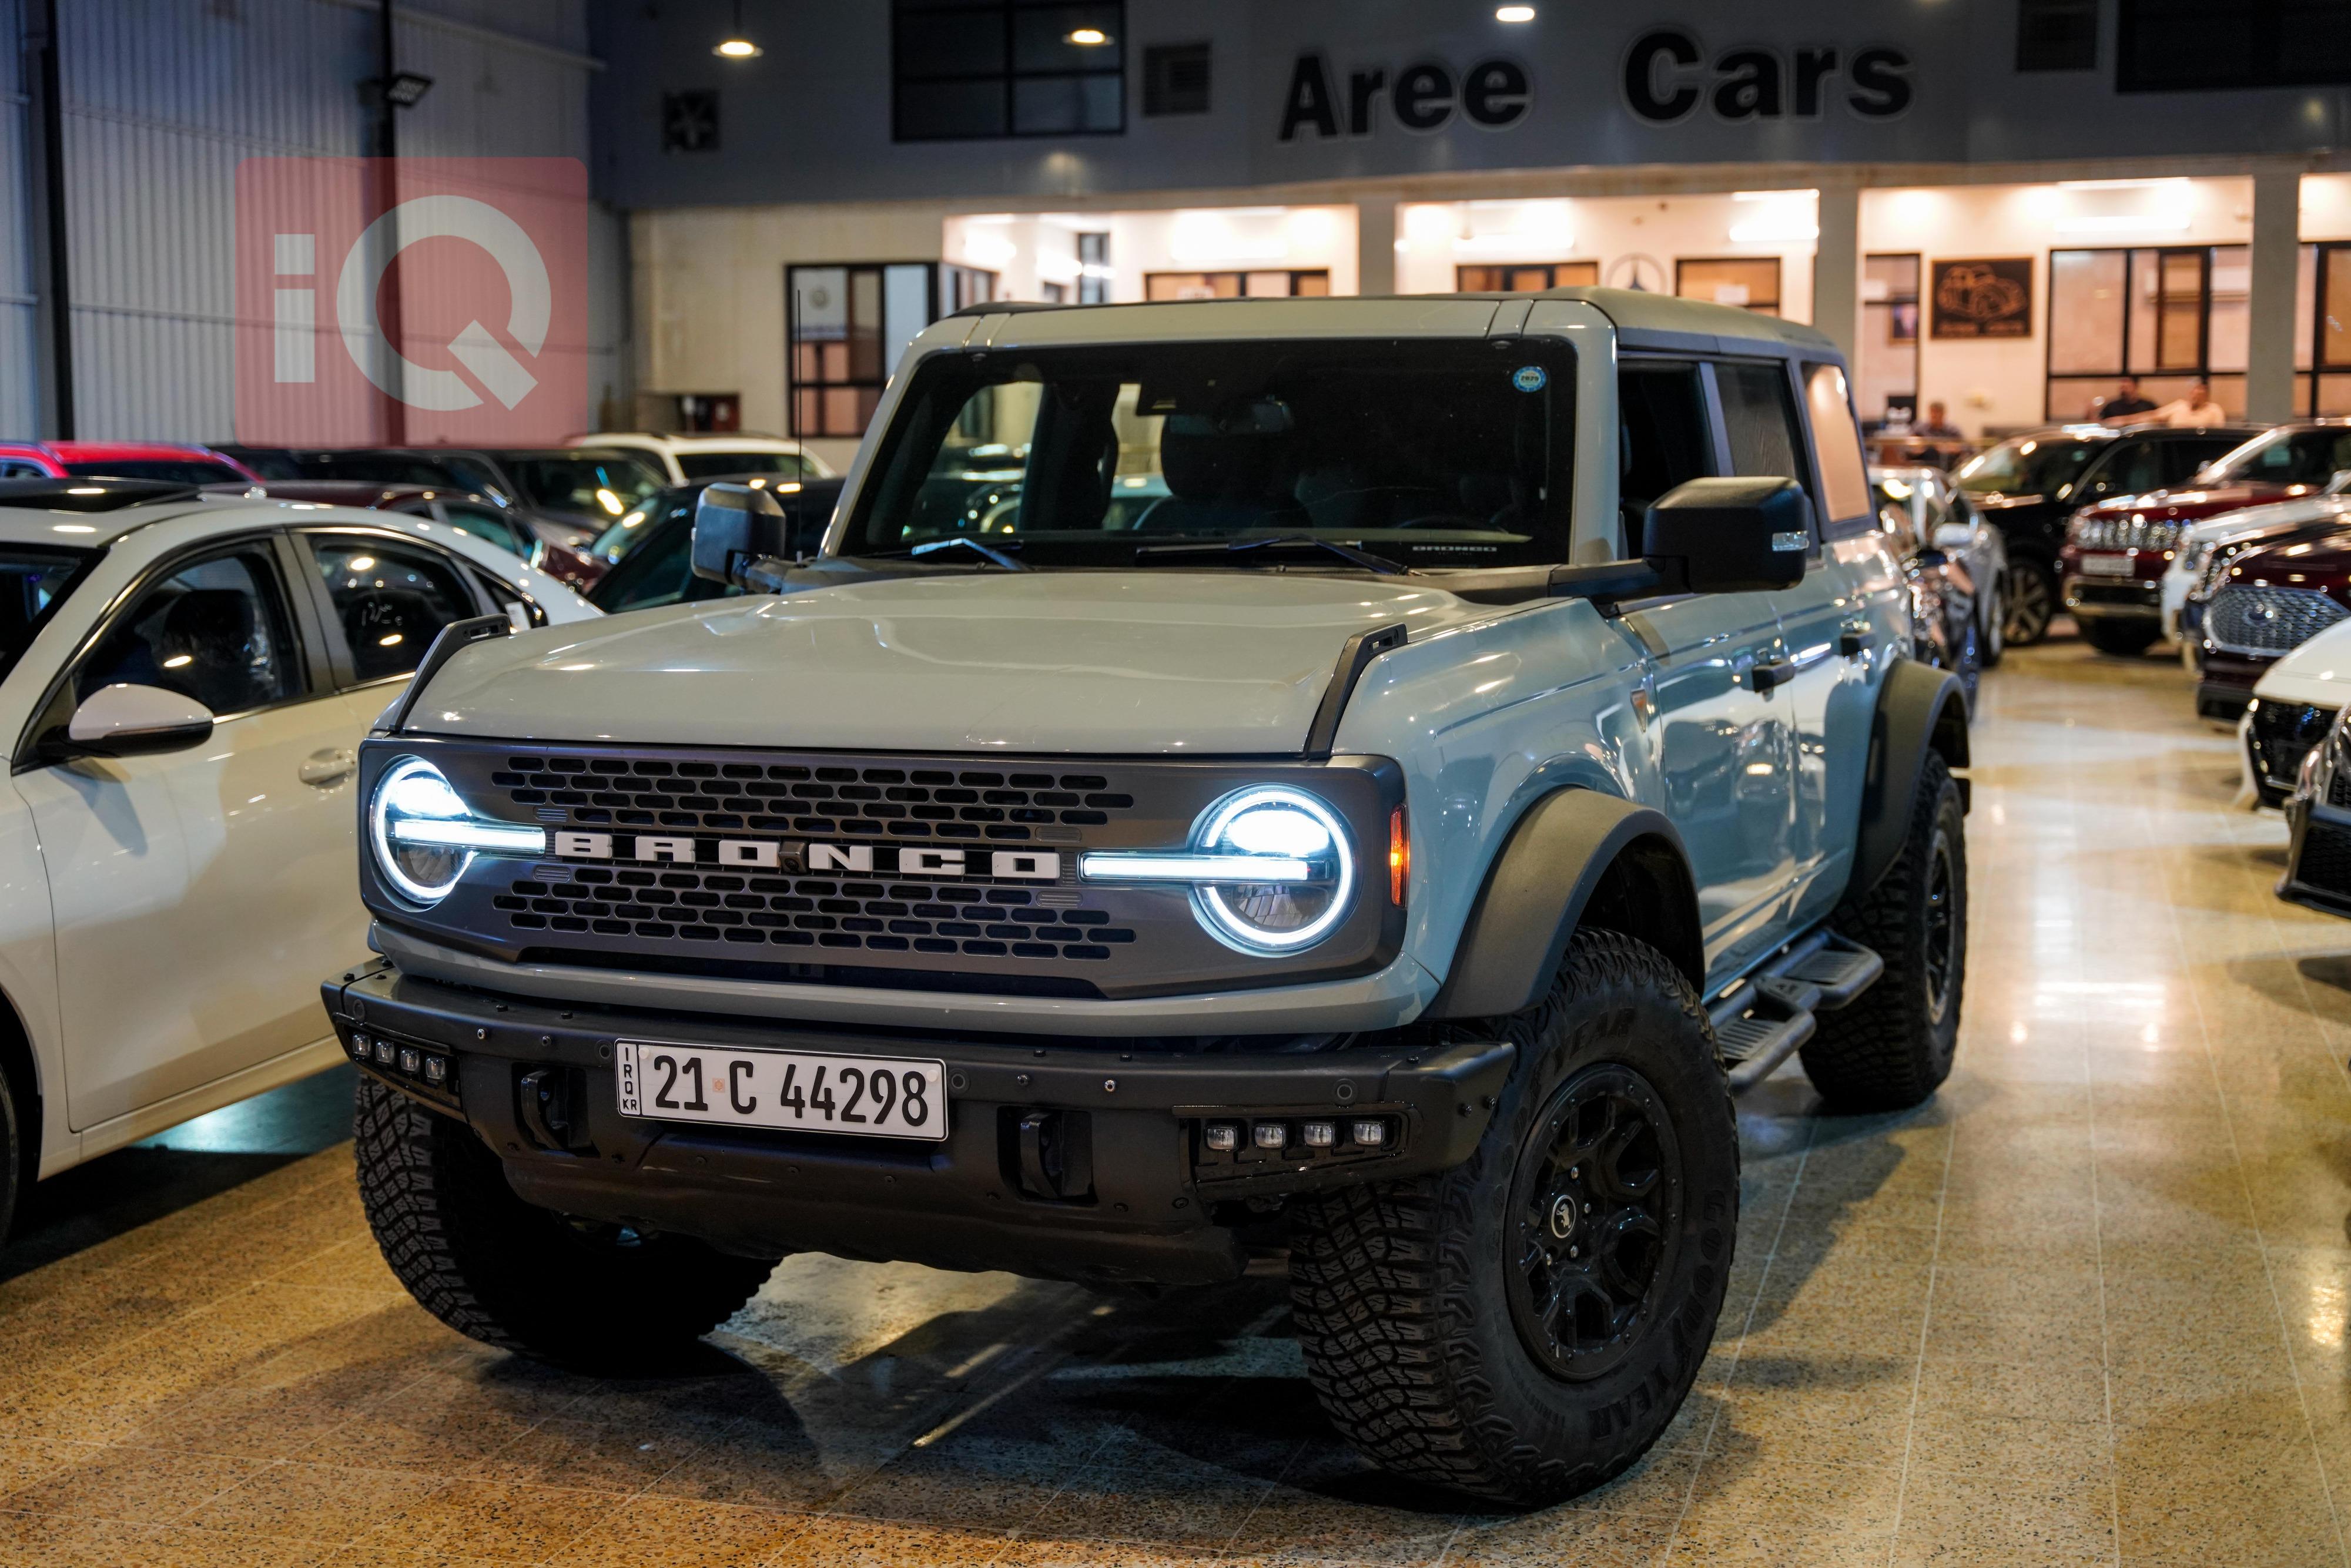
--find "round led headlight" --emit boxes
[1190,786,1355,953]
[369,757,545,904]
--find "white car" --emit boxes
[2241,613,2351,808]
[564,431,834,485]
[0,478,597,1237]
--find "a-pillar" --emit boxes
[2248,166,2302,424]
[1357,197,1396,297]
[1811,180,1861,359]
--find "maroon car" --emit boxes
[2057,422,2351,655]
[2192,513,2351,721]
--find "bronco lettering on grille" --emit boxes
[550,832,1060,881]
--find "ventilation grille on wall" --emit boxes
[1143,43,1211,116]
[662,91,719,152]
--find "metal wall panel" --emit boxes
[41,0,606,442]
[0,0,39,436]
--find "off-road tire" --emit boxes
[1285,930,1739,1507]
[355,1076,773,1373]
[2005,558,2058,646]
[1800,752,1967,1111]
[2082,618,2159,657]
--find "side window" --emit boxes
[436,502,532,559]
[1618,365,1714,545]
[1715,361,1806,485]
[1800,362,1872,532]
[309,537,478,684]
[2166,440,2231,485]
[77,547,303,715]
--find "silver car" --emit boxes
[1873,464,2009,667]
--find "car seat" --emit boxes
[1134,399,1310,535]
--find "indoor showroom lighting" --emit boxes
[714,0,761,57]
[1727,189,1820,243]
[1169,208,1289,264]
[2053,177,2193,233]
[1496,5,1536,19]
[1454,199,1575,257]
[1067,27,1111,45]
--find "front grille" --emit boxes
[367,740,1405,1000]
[2206,585,2350,656]
[2249,701,2337,792]
[493,755,1131,843]
[494,865,1133,963]
[2328,760,2351,809]
[2296,819,2351,896]
[2071,515,2180,552]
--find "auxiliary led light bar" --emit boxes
[388,819,549,853]
[1076,851,1313,883]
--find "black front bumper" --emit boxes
[320,963,1512,1287]
[2282,796,2351,919]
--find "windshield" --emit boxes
[2199,427,2351,488]
[840,339,1575,570]
[1953,435,2102,499]
[675,451,817,481]
[503,453,665,518]
[63,459,245,485]
[0,547,93,685]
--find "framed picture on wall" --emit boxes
[1931,257,2034,339]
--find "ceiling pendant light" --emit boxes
[714,0,761,59]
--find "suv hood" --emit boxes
[408,571,1494,754]
[2075,481,2291,523]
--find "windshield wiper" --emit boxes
[1131,535,1406,576]
[869,537,1026,570]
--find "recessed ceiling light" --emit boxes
[1496,5,1536,20]
[1067,27,1110,45]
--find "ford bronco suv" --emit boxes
[324,290,1970,1506]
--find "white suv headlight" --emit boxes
[1079,785,1356,953]
[369,756,545,904]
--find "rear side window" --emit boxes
[437,502,531,558]
[676,452,815,481]
[78,547,303,715]
[1716,362,1805,485]
[1801,363,1872,532]
[2166,438,2236,485]
[309,537,478,684]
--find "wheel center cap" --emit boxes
[1548,1193,1577,1241]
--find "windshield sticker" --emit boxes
[1511,364,1548,393]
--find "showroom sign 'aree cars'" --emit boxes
[234,157,587,444]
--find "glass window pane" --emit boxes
[896,78,1008,140]
[2208,244,2250,374]
[1011,5,1120,72]
[2325,249,2351,370]
[312,540,475,685]
[895,11,1006,78]
[2048,250,2126,374]
[79,551,299,714]
[1804,363,1872,527]
[1717,361,1804,484]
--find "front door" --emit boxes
[1617,360,1797,980]
[20,539,366,1131]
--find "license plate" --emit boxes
[2080,554,2134,576]
[616,1041,947,1141]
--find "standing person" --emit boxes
[2143,379,2226,428]
[2100,376,2158,423]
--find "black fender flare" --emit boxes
[1850,658,1971,900]
[1421,789,1704,1021]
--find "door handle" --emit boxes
[1751,660,1797,693]
[298,748,356,787]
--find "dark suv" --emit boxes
[1954,423,2258,645]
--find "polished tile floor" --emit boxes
[4,636,2350,1566]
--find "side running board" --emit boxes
[1710,931,1887,1094]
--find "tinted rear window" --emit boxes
[63,460,244,485]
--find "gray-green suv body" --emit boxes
[325,289,1970,1505]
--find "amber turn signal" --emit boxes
[1389,805,1409,905]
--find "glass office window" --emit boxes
[892,0,1126,141]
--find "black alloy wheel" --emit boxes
[2005,559,2056,645]
[1923,826,1958,1027]
[1507,1064,1680,1381]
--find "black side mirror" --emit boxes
[1642,477,1813,594]
[691,482,791,588]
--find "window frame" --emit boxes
[1674,257,1785,316]
[1455,262,1602,293]
[890,0,1127,142]
[2044,243,2248,420]
[786,261,996,441]
[13,530,333,773]
[1140,269,1331,301]
[288,525,497,695]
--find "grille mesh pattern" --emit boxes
[493,866,1138,961]
[2071,515,2181,552]
[2206,586,2350,656]
[2298,820,2351,896]
[2249,701,2337,792]
[490,756,1133,842]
